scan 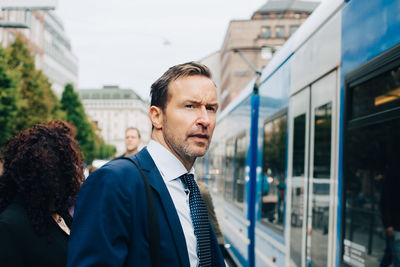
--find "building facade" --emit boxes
[79,85,151,156]
[43,11,78,97]
[219,0,319,110]
[0,9,78,98]
[0,9,45,69]
[199,51,222,102]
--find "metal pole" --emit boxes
[232,48,261,267]
[248,81,260,267]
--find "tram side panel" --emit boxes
[286,4,342,267]
[255,57,291,267]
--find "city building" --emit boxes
[78,85,151,156]
[43,11,78,97]
[0,9,78,98]
[199,51,222,102]
[0,9,45,69]
[219,0,319,110]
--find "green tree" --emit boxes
[97,143,117,159]
[0,46,18,146]
[6,36,62,132]
[61,83,96,164]
[91,121,116,159]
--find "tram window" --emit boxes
[293,114,306,177]
[290,113,306,266]
[343,60,400,266]
[350,66,400,120]
[310,102,332,266]
[313,102,332,178]
[224,138,235,202]
[209,146,224,192]
[343,119,400,266]
[233,134,247,210]
[261,115,287,233]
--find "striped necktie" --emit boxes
[180,174,212,266]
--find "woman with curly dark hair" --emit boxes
[0,120,85,267]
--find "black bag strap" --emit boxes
[120,157,160,267]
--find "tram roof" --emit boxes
[259,0,345,84]
[217,0,345,123]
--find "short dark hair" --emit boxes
[150,61,212,110]
[125,127,141,138]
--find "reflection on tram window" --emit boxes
[234,134,246,209]
[261,115,287,234]
[343,119,399,267]
[223,134,247,210]
[290,113,306,266]
[310,102,332,267]
[293,114,306,177]
[209,146,224,192]
[313,102,332,178]
[224,138,235,202]
[351,66,400,120]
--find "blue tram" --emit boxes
[197,0,400,266]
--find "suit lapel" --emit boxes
[132,148,190,267]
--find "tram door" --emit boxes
[287,71,338,267]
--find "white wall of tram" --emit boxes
[285,1,343,266]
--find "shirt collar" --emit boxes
[147,140,195,182]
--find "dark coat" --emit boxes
[67,147,225,267]
[0,201,72,267]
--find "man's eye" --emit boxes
[206,106,216,112]
[185,105,193,108]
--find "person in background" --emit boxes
[67,62,225,267]
[123,127,141,156]
[197,180,225,255]
[0,120,85,267]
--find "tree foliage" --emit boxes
[0,46,18,146]
[0,36,115,162]
[61,83,96,164]
[6,36,64,133]
[97,143,117,159]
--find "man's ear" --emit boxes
[149,106,163,130]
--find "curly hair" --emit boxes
[0,120,85,235]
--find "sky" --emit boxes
[55,0,278,100]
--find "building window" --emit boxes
[275,26,285,38]
[290,26,299,36]
[25,11,32,27]
[234,69,250,77]
[262,14,269,19]
[261,26,271,38]
[276,13,283,19]
[261,46,274,60]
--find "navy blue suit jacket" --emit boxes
[67,148,225,267]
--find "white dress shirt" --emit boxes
[147,140,198,267]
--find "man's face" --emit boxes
[125,129,140,152]
[161,75,218,163]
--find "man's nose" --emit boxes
[196,106,210,127]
